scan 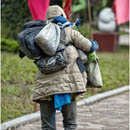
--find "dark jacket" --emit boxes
[18,20,46,59]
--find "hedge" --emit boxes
[1,38,19,53]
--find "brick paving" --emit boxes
[12,92,129,130]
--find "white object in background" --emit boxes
[98,8,116,32]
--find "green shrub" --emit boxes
[1,0,31,39]
[1,38,19,53]
[78,25,90,38]
[1,52,36,122]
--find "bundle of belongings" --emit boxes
[18,16,103,111]
[18,17,103,88]
[18,20,46,59]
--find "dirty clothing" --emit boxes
[33,5,92,130]
[18,20,46,59]
[40,100,77,130]
[32,6,92,102]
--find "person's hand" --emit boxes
[75,19,80,28]
[90,40,99,52]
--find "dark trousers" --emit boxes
[39,100,77,130]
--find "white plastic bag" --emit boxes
[98,20,116,32]
[86,58,103,88]
[98,7,116,32]
[35,23,60,56]
[99,8,115,23]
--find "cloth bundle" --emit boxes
[18,20,46,59]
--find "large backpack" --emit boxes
[34,29,68,74]
[18,20,46,59]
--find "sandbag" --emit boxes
[35,23,60,56]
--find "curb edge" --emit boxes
[1,85,129,130]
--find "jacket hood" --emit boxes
[46,5,67,21]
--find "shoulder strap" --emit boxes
[60,28,66,44]
[60,28,72,46]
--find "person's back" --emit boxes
[33,5,98,130]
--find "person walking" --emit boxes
[32,5,98,130]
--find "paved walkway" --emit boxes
[12,92,129,130]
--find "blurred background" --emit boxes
[1,0,129,123]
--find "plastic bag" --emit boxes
[34,29,68,74]
[98,8,115,23]
[34,45,68,74]
[85,52,103,88]
[86,53,103,88]
[98,20,116,32]
[35,23,60,56]
[98,8,116,32]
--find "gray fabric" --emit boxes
[40,100,77,130]
[40,100,56,130]
[61,100,77,130]
[18,20,46,59]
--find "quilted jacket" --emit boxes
[32,5,92,102]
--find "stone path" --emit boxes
[12,92,129,130]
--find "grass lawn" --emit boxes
[1,46,129,123]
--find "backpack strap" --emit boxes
[60,28,72,46]
[60,28,66,44]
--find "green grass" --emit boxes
[1,38,19,53]
[1,46,129,123]
[1,53,37,123]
